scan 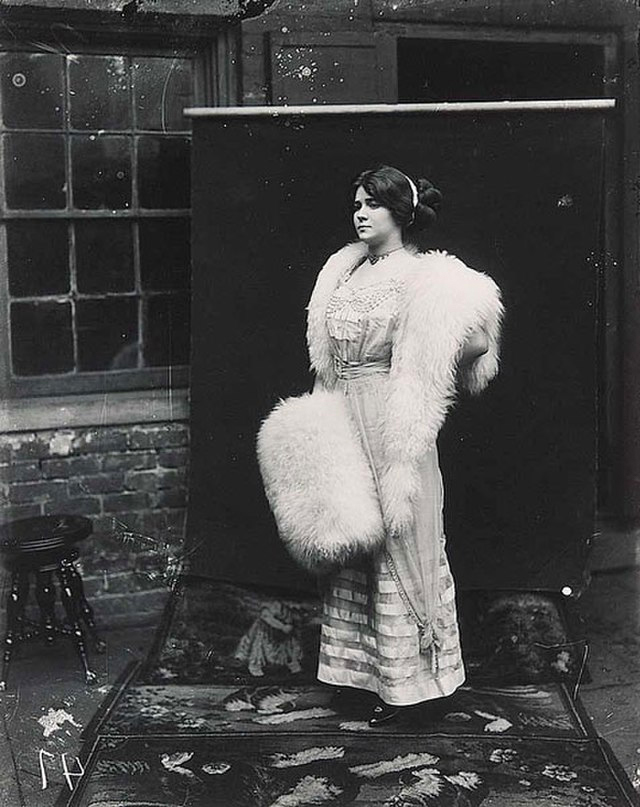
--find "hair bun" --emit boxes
[413,178,442,231]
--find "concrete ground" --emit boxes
[0,531,638,807]
[0,620,164,807]
[579,525,640,792]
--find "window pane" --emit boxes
[71,134,132,209]
[69,55,131,130]
[139,218,190,291]
[75,220,134,293]
[77,297,138,371]
[4,133,66,209]
[1,52,64,129]
[7,221,69,297]
[144,292,189,366]
[11,300,73,375]
[138,135,190,209]
[133,57,192,132]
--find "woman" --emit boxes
[306,164,503,725]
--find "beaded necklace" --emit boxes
[345,246,406,285]
[367,245,405,265]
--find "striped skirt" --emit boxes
[315,358,465,706]
[317,540,465,705]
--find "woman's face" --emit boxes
[352,185,400,248]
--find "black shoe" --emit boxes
[329,686,369,711]
[368,702,402,726]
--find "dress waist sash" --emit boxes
[333,354,391,380]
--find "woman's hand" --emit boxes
[459,326,489,365]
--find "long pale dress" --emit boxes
[316,266,466,706]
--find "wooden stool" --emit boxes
[0,514,105,690]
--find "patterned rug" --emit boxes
[59,577,638,807]
[138,577,588,688]
[64,734,637,807]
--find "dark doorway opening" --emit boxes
[399,36,613,512]
[398,38,604,102]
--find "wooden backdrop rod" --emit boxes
[185,99,616,118]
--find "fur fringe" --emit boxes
[306,244,504,536]
[306,243,365,389]
[257,389,385,573]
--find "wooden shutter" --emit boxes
[268,32,391,104]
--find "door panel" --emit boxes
[269,33,380,104]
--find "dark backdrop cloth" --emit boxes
[186,108,604,593]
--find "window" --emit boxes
[1,46,198,397]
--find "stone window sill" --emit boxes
[0,388,189,434]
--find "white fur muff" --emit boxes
[257,389,385,573]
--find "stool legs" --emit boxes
[56,562,98,685]
[63,560,106,654]
[35,571,57,645]
[0,556,102,689]
[0,571,29,691]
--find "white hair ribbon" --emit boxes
[400,172,419,209]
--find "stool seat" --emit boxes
[0,515,105,691]
[1,514,92,557]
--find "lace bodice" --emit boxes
[326,277,404,365]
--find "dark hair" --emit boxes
[353,164,442,232]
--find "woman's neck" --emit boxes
[368,236,404,258]
[367,244,405,264]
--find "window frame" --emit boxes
[0,27,234,402]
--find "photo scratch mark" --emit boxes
[37,708,81,738]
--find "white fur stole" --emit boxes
[257,389,385,573]
[307,243,504,536]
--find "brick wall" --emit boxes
[0,422,189,625]
[0,421,189,537]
